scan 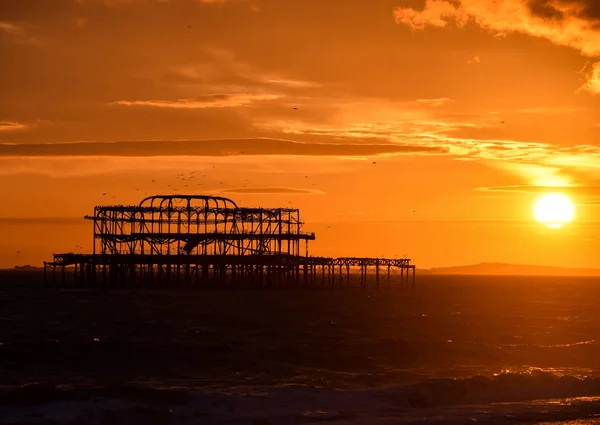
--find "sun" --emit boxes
[534,194,574,229]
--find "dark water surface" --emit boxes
[1,272,600,423]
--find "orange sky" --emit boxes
[1,0,600,269]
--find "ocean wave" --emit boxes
[400,368,600,407]
[3,370,600,424]
[497,339,597,348]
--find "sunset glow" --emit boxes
[1,0,600,269]
[5,3,600,422]
[534,194,575,229]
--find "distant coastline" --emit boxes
[420,262,600,277]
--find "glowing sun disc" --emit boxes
[534,194,574,228]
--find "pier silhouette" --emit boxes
[44,195,416,289]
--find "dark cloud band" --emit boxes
[0,138,447,157]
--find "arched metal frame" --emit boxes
[88,195,314,257]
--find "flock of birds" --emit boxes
[15,157,421,256]
[13,160,389,256]
[97,157,379,202]
[100,166,238,200]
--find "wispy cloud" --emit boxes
[0,22,41,46]
[263,78,322,89]
[475,184,599,194]
[417,97,452,107]
[394,0,600,94]
[254,97,485,146]
[113,94,281,109]
[0,122,27,132]
[0,22,24,35]
[252,94,600,189]
[581,62,600,94]
[475,184,600,206]
[161,47,323,93]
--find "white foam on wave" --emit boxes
[2,371,600,424]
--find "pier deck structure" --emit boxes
[44,195,416,289]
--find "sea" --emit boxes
[1,272,600,424]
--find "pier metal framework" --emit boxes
[44,195,416,289]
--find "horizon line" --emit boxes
[2,217,600,225]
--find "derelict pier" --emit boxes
[44,195,416,289]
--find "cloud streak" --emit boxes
[253,98,600,189]
[113,94,281,109]
[0,122,27,132]
[475,184,600,204]
[0,21,41,46]
[264,78,321,89]
[161,48,323,94]
[0,22,24,35]
[417,98,452,107]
